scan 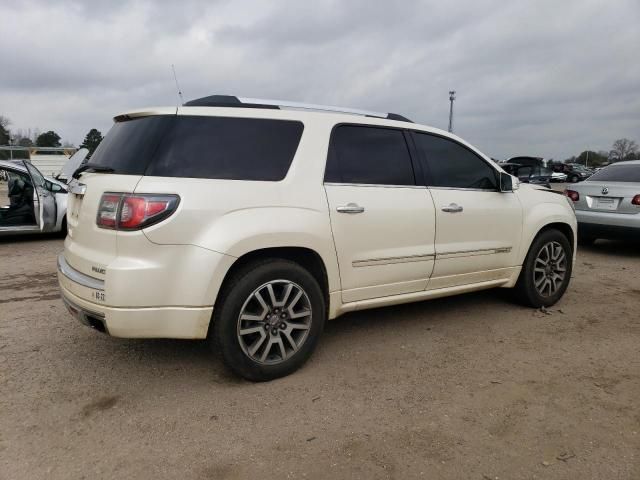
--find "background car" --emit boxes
[549,162,592,183]
[501,163,552,188]
[564,160,640,243]
[0,159,69,236]
[551,171,568,182]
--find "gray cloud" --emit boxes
[1,0,638,159]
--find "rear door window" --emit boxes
[324,125,415,185]
[413,133,497,189]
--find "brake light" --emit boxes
[96,193,179,230]
[564,189,579,202]
[633,195,640,206]
[96,194,121,228]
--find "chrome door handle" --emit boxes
[336,203,365,214]
[441,203,463,213]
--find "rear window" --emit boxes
[588,164,640,182]
[90,116,173,175]
[91,115,304,181]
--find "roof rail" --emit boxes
[183,95,412,122]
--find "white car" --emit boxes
[58,95,577,380]
[0,149,87,236]
[565,160,640,243]
[551,171,568,182]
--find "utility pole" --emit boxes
[448,90,456,133]
[8,137,13,161]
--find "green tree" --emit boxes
[17,137,33,147]
[575,150,608,167]
[0,115,10,145]
[36,130,61,147]
[79,128,104,156]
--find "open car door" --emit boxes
[24,161,57,232]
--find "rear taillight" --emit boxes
[96,193,179,230]
[632,195,640,206]
[564,189,579,202]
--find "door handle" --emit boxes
[336,203,365,214]
[441,203,463,213]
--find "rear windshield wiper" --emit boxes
[72,163,115,179]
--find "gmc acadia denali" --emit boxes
[58,95,577,380]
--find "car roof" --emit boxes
[0,159,27,172]
[605,160,640,166]
[113,95,496,165]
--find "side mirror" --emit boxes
[499,172,519,192]
[48,181,64,193]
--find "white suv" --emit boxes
[58,95,577,380]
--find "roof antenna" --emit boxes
[171,64,185,106]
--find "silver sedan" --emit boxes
[564,160,640,243]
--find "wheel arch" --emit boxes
[210,246,331,332]
[521,220,576,265]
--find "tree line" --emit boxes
[561,138,639,167]
[0,114,103,160]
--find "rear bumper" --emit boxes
[57,255,212,339]
[578,222,640,241]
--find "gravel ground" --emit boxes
[1,233,639,479]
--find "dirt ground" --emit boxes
[1,233,639,480]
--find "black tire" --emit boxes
[514,229,573,308]
[59,216,68,237]
[569,174,579,183]
[211,258,326,381]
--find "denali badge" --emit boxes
[602,187,609,195]
[92,266,106,275]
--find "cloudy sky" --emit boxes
[1,0,638,160]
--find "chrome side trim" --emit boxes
[57,253,104,291]
[428,186,498,192]
[353,254,435,268]
[436,247,512,260]
[324,182,426,190]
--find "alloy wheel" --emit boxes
[533,241,567,297]
[237,280,312,365]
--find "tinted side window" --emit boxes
[413,133,497,189]
[148,116,303,181]
[325,125,415,185]
[91,115,304,180]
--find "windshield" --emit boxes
[588,163,640,182]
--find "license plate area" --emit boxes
[593,197,619,210]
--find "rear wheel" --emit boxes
[515,229,573,307]
[569,174,579,183]
[211,259,326,381]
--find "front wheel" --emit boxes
[515,229,573,307]
[569,174,579,183]
[211,259,326,381]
